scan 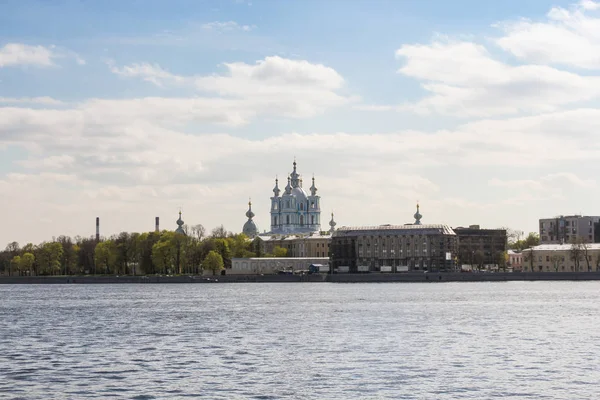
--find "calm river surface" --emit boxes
[1,282,600,399]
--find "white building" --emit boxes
[522,244,600,272]
[269,160,321,234]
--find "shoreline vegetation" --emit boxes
[0,225,286,278]
[3,272,600,284]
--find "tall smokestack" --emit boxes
[96,217,100,241]
[155,217,160,232]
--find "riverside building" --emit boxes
[522,244,600,272]
[539,215,600,244]
[454,225,507,268]
[330,205,458,272]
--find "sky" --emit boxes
[2,0,600,245]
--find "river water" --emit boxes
[1,282,600,399]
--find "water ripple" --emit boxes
[2,282,600,399]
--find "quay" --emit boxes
[3,272,600,284]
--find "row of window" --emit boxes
[272,200,319,211]
[272,215,318,226]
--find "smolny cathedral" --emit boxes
[242,160,336,240]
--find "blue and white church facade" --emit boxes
[269,160,321,234]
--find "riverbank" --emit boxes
[2,271,600,284]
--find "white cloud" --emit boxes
[391,40,600,117]
[107,56,353,122]
[0,43,55,67]
[202,21,256,32]
[3,96,600,244]
[496,1,600,69]
[0,97,65,105]
[490,173,597,191]
[109,62,184,87]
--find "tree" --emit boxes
[511,232,539,251]
[569,237,589,272]
[20,253,35,276]
[252,237,264,257]
[213,238,232,269]
[210,225,229,239]
[191,224,206,241]
[570,240,584,272]
[10,255,21,276]
[5,241,20,257]
[76,236,96,275]
[151,232,178,275]
[525,248,535,272]
[272,246,288,258]
[202,250,224,275]
[39,242,64,275]
[94,240,117,274]
[550,254,561,272]
[502,227,524,249]
[496,251,508,272]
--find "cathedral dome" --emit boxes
[291,186,308,203]
[243,219,258,238]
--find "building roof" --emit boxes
[259,232,332,241]
[334,224,456,236]
[525,243,600,251]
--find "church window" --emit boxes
[300,203,304,211]
[274,216,278,226]
[311,201,315,209]
[286,215,290,225]
[273,202,278,210]
[286,200,290,208]
[300,215,304,226]
[311,215,315,225]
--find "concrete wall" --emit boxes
[230,257,329,275]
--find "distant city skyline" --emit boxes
[2,0,600,245]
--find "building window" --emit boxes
[311,215,315,225]
[300,203,304,211]
[300,215,304,226]
[286,215,290,225]
[311,201,315,209]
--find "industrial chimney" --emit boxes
[95,217,100,241]
[155,217,160,232]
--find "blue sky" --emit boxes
[1,0,599,245]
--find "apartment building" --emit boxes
[539,215,600,244]
[454,225,507,268]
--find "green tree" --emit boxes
[10,255,21,276]
[20,253,35,276]
[94,240,117,274]
[151,232,178,274]
[252,237,264,257]
[56,236,78,275]
[272,246,288,258]
[511,232,539,251]
[39,242,64,275]
[202,250,224,275]
[213,238,232,269]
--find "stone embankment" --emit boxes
[2,272,600,284]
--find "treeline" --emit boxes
[0,224,287,276]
